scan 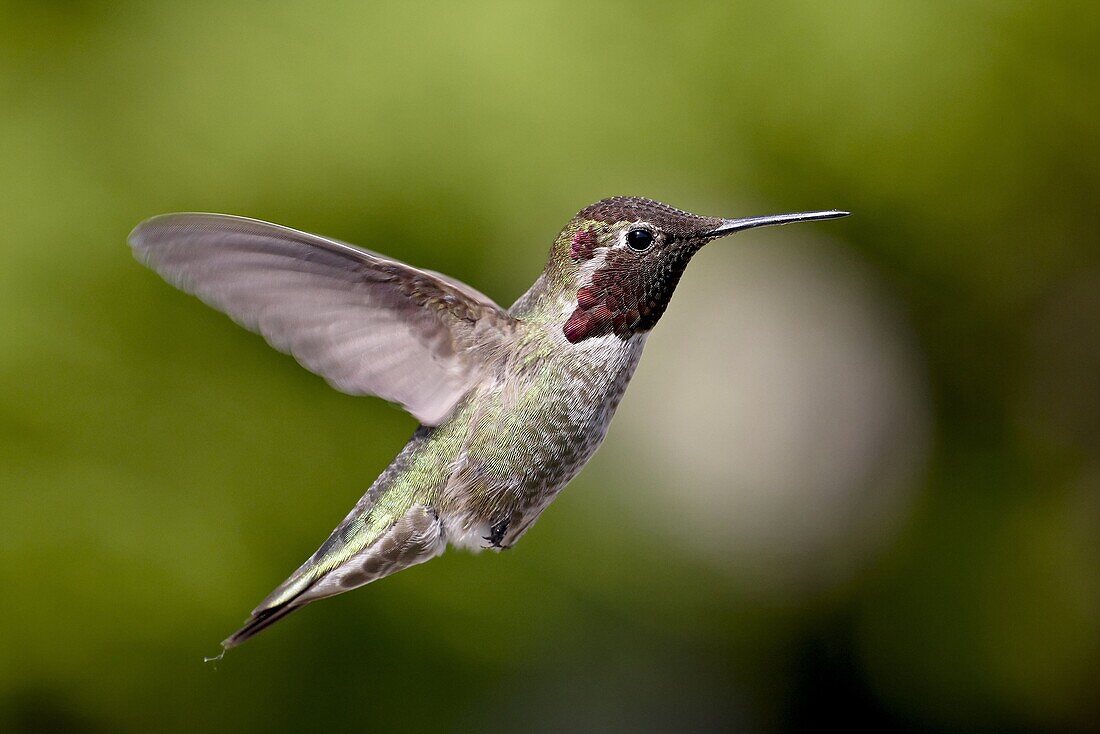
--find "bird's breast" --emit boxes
[442,330,647,545]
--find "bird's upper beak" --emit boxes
[705,210,850,238]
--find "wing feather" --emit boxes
[129,213,515,425]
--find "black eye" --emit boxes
[626,228,654,251]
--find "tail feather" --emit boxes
[221,601,302,650]
[217,502,445,652]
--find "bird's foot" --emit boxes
[483,519,509,549]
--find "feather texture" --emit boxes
[129,214,515,426]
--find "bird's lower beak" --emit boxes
[706,210,850,238]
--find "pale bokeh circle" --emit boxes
[610,233,930,596]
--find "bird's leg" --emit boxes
[483,518,510,549]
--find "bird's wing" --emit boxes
[130,213,517,426]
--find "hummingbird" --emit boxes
[129,196,847,651]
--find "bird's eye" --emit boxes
[626,228,654,251]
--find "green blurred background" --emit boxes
[2,1,1098,731]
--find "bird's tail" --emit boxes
[221,600,304,650]
[215,478,395,653]
[220,573,320,651]
[215,502,445,653]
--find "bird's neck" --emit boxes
[507,221,595,326]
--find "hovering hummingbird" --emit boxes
[130,197,847,651]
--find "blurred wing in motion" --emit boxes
[129,213,515,426]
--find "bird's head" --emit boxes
[547,196,848,343]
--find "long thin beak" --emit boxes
[707,210,850,237]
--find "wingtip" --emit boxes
[127,213,177,254]
[126,212,211,251]
[127,218,152,251]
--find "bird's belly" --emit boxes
[443,332,646,548]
